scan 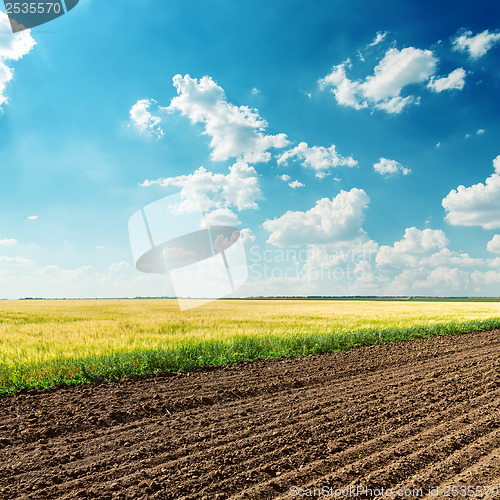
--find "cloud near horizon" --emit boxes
[442,155,500,229]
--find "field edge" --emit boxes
[2,317,500,395]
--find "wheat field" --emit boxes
[1,298,500,393]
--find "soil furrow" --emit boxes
[0,329,499,499]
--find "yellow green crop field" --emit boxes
[1,298,500,393]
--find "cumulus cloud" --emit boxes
[247,223,489,296]
[487,235,500,254]
[240,228,255,243]
[413,266,471,293]
[373,158,411,176]
[382,236,481,294]
[471,269,500,287]
[442,155,500,229]
[263,188,369,247]
[277,141,357,174]
[129,99,163,138]
[453,29,500,59]
[288,180,305,189]
[0,12,36,108]
[203,207,241,226]
[167,74,289,162]
[376,228,449,270]
[277,174,304,188]
[302,237,379,274]
[319,47,438,114]
[140,160,262,212]
[319,61,367,110]
[369,227,484,295]
[361,48,437,102]
[427,68,466,92]
[0,238,17,247]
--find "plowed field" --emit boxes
[1,330,499,499]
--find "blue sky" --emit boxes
[0,0,499,299]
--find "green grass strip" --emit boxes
[2,318,500,395]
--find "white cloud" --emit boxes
[27,215,38,221]
[240,228,255,243]
[0,238,17,247]
[442,155,500,229]
[376,228,449,270]
[472,269,500,287]
[362,48,437,102]
[107,261,131,277]
[453,30,500,59]
[303,237,379,273]
[278,141,357,172]
[487,257,500,268]
[370,227,483,295]
[427,68,466,92]
[369,31,388,47]
[319,60,366,110]
[203,208,241,226]
[487,235,500,254]
[319,47,438,114]
[477,129,485,135]
[246,222,493,297]
[374,158,411,176]
[0,261,162,300]
[0,62,13,108]
[492,156,499,173]
[263,188,369,247]
[419,248,483,269]
[129,99,163,138]
[140,160,262,212]
[413,266,471,293]
[278,173,304,188]
[0,256,34,265]
[0,12,36,108]
[355,31,388,63]
[167,74,289,162]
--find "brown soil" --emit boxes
[1,330,499,499]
